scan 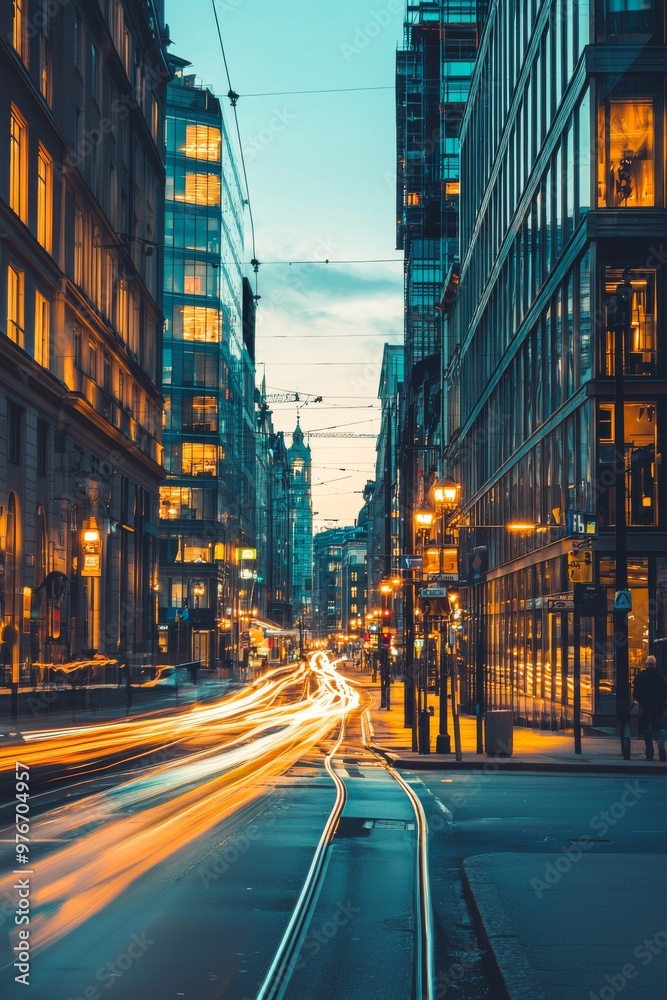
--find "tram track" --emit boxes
[255,677,435,1000]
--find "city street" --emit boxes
[3,657,667,999]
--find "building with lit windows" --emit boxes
[287,419,312,630]
[158,55,255,671]
[312,523,367,640]
[0,0,168,685]
[445,0,667,728]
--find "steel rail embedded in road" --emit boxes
[361,706,436,1000]
[254,716,348,1000]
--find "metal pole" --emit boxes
[436,623,451,753]
[476,607,485,754]
[451,648,462,761]
[573,610,582,754]
[614,315,630,758]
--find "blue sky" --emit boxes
[166,0,405,526]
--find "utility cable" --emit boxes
[210,0,260,299]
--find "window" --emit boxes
[37,144,53,252]
[74,7,81,69]
[176,172,221,206]
[91,43,98,103]
[602,266,657,376]
[598,97,655,207]
[7,265,25,347]
[598,0,655,41]
[182,124,221,161]
[9,105,28,223]
[88,339,98,381]
[183,396,218,432]
[8,402,23,464]
[34,291,50,367]
[182,443,219,477]
[40,29,52,104]
[13,0,28,65]
[179,305,221,342]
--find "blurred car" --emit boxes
[140,666,194,688]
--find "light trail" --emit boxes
[1,655,359,955]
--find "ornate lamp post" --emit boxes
[430,478,461,754]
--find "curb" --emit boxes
[383,752,667,775]
[461,856,546,1000]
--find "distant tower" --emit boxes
[287,418,313,625]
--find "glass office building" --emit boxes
[446,0,667,726]
[159,56,253,670]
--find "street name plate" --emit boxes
[420,587,447,598]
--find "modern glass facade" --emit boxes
[159,56,253,670]
[447,0,667,727]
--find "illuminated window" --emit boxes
[602,267,656,376]
[598,98,655,207]
[445,181,460,197]
[183,396,218,432]
[177,172,221,206]
[7,264,25,348]
[37,144,53,252]
[9,105,28,223]
[13,0,28,64]
[597,402,657,526]
[182,443,219,477]
[182,124,221,161]
[182,544,211,563]
[160,487,190,519]
[34,291,50,367]
[40,30,52,104]
[181,305,221,342]
[407,192,421,206]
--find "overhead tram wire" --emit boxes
[239,85,394,98]
[210,0,260,299]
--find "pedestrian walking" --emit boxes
[632,654,666,761]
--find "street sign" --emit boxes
[574,583,608,616]
[547,598,574,612]
[614,590,632,611]
[401,555,422,570]
[566,510,599,536]
[568,549,593,583]
[420,587,448,598]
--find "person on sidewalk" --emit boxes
[632,655,667,761]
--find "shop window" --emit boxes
[598,98,655,207]
[597,402,657,526]
[602,266,656,376]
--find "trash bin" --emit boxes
[418,708,432,754]
[485,710,513,757]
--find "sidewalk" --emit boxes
[346,667,667,1000]
[344,668,667,774]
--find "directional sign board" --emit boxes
[547,598,574,612]
[420,587,447,598]
[402,555,422,570]
[614,590,632,611]
[566,510,599,536]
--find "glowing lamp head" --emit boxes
[414,506,435,530]
[432,476,461,508]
